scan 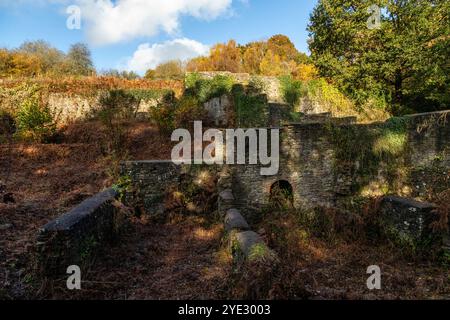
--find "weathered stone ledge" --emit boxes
[225,209,250,232]
[380,196,441,246]
[36,188,122,276]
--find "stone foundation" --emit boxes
[36,188,121,276]
[380,196,438,244]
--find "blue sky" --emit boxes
[0,0,318,74]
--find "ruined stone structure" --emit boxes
[122,110,449,217]
[203,95,233,127]
[240,111,449,213]
[48,93,160,125]
[37,110,449,275]
[191,72,283,103]
[192,71,345,118]
[379,196,437,244]
[37,189,123,275]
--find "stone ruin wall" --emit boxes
[45,72,335,126]
[191,71,283,103]
[195,71,342,127]
[233,111,450,215]
[47,93,159,125]
[120,161,183,215]
[121,111,449,218]
[37,110,450,275]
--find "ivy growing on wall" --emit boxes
[232,85,268,128]
[326,116,411,193]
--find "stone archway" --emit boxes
[270,180,294,207]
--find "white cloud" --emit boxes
[74,0,233,46]
[1,0,233,45]
[124,38,210,73]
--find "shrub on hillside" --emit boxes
[0,77,184,98]
[149,91,177,135]
[98,89,140,120]
[0,110,16,145]
[16,92,55,142]
[174,96,207,128]
[233,91,268,128]
[185,72,202,90]
[185,73,235,103]
[279,76,390,122]
[97,90,140,155]
[307,79,389,122]
[279,75,303,108]
[247,76,267,95]
[0,83,45,116]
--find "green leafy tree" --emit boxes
[16,89,55,142]
[308,0,450,113]
[279,75,304,107]
[66,43,95,76]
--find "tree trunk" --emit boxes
[394,70,403,105]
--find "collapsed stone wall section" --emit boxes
[379,196,450,253]
[36,188,123,276]
[232,110,450,214]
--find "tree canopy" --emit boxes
[183,35,315,81]
[0,41,95,78]
[308,0,450,113]
[146,60,185,80]
[66,43,95,76]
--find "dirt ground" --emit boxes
[0,121,174,299]
[271,240,450,300]
[40,215,229,300]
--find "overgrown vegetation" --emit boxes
[0,110,16,140]
[15,86,55,142]
[0,77,184,98]
[185,73,270,127]
[173,95,207,128]
[279,76,390,122]
[185,73,235,103]
[233,85,268,127]
[96,90,139,157]
[163,166,218,217]
[238,190,449,299]
[279,75,303,108]
[326,116,410,193]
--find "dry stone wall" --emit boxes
[191,72,283,103]
[121,110,449,220]
[233,111,450,215]
[36,188,121,276]
[48,93,159,125]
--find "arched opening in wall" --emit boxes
[270,180,294,208]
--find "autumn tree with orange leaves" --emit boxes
[183,35,317,80]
